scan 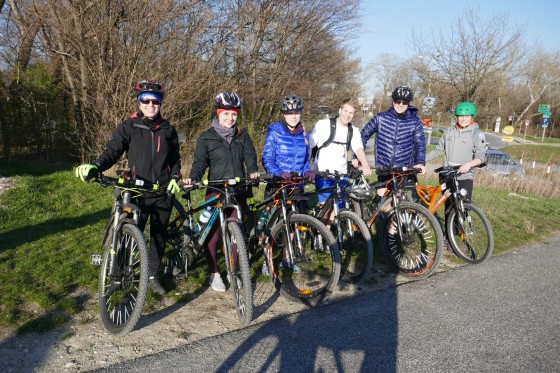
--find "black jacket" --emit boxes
[94,112,181,185]
[189,126,258,181]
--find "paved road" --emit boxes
[92,236,560,372]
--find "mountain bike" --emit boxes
[307,170,373,283]
[89,170,164,335]
[414,164,494,264]
[252,175,341,304]
[347,167,444,279]
[170,178,253,326]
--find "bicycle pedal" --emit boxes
[91,254,102,265]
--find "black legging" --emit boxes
[136,193,174,277]
[443,178,474,231]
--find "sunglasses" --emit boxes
[140,99,161,105]
[393,100,410,106]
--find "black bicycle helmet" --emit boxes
[214,92,242,109]
[135,80,165,98]
[391,86,414,101]
[280,95,304,114]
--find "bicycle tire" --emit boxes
[163,210,188,281]
[269,214,341,304]
[380,201,444,279]
[336,210,374,283]
[446,203,494,264]
[98,223,149,335]
[225,222,253,326]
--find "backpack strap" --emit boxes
[314,117,353,159]
[331,122,353,152]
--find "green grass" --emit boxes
[500,144,560,164]
[522,134,560,144]
[1,161,560,333]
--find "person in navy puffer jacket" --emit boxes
[360,86,426,176]
[262,95,314,181]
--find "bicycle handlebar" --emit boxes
[375,166,422,176]
[434,162,487,174]
[178,173,274,191]
[91,170,165,193]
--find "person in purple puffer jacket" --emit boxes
[360,86,426,178]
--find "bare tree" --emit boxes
[508,49,560,133]
[411,6,526,103]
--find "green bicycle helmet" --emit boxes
[455,102,476,116]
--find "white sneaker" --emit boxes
[209,273,226,292]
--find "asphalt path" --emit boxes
[91,236,560,373]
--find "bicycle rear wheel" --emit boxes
[447,203,494,264]
[225,222,253,326]
[163,211,188,281]
[381,201,444,279]
[336,210,373,283]
[98,223,149,335]
[270,214,340,304]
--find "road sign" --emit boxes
[543,113,550,119]
[525,120,530,126]
[538,104,551,112]
[503,126,515,135]
[542,118,549,127]
[502,136,514,142]
[494,117,501,132]
[421,117,433,127]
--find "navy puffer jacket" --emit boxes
[360,106,426,167]
[262,122,311,175]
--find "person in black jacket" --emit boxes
[76,80,181,295]
[183,92,259,292]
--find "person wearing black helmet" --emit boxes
[359,85,426,177]
[261,94,314,271]
[183,92,259,292]
[76,79,181,295]
[262,95,314,181]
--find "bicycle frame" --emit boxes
[179,179,246,277]
[259,178,311,275]
[97,173,161,275]
[310,171,350,244]
[349,168,420,235]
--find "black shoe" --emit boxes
[148,276,166,295]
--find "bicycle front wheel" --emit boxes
[336,210,373,283]
[98,223,149,335]
[270,214,340,304]
[447,203,494,264]
[381,201,444,279]
[225,222,253,326]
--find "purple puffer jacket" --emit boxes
[360,105,426,167]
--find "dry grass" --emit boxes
[421,163,560,198]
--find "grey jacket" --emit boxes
[426,124,486,180]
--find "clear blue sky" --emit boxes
[354,0,559,95]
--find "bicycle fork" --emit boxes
[107,191,140,278]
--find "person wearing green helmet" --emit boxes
[426,101,486,202]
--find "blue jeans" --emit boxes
[315,176,348,208]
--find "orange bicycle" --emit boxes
[414,164,494,264]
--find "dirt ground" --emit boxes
[0,261,450,373]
